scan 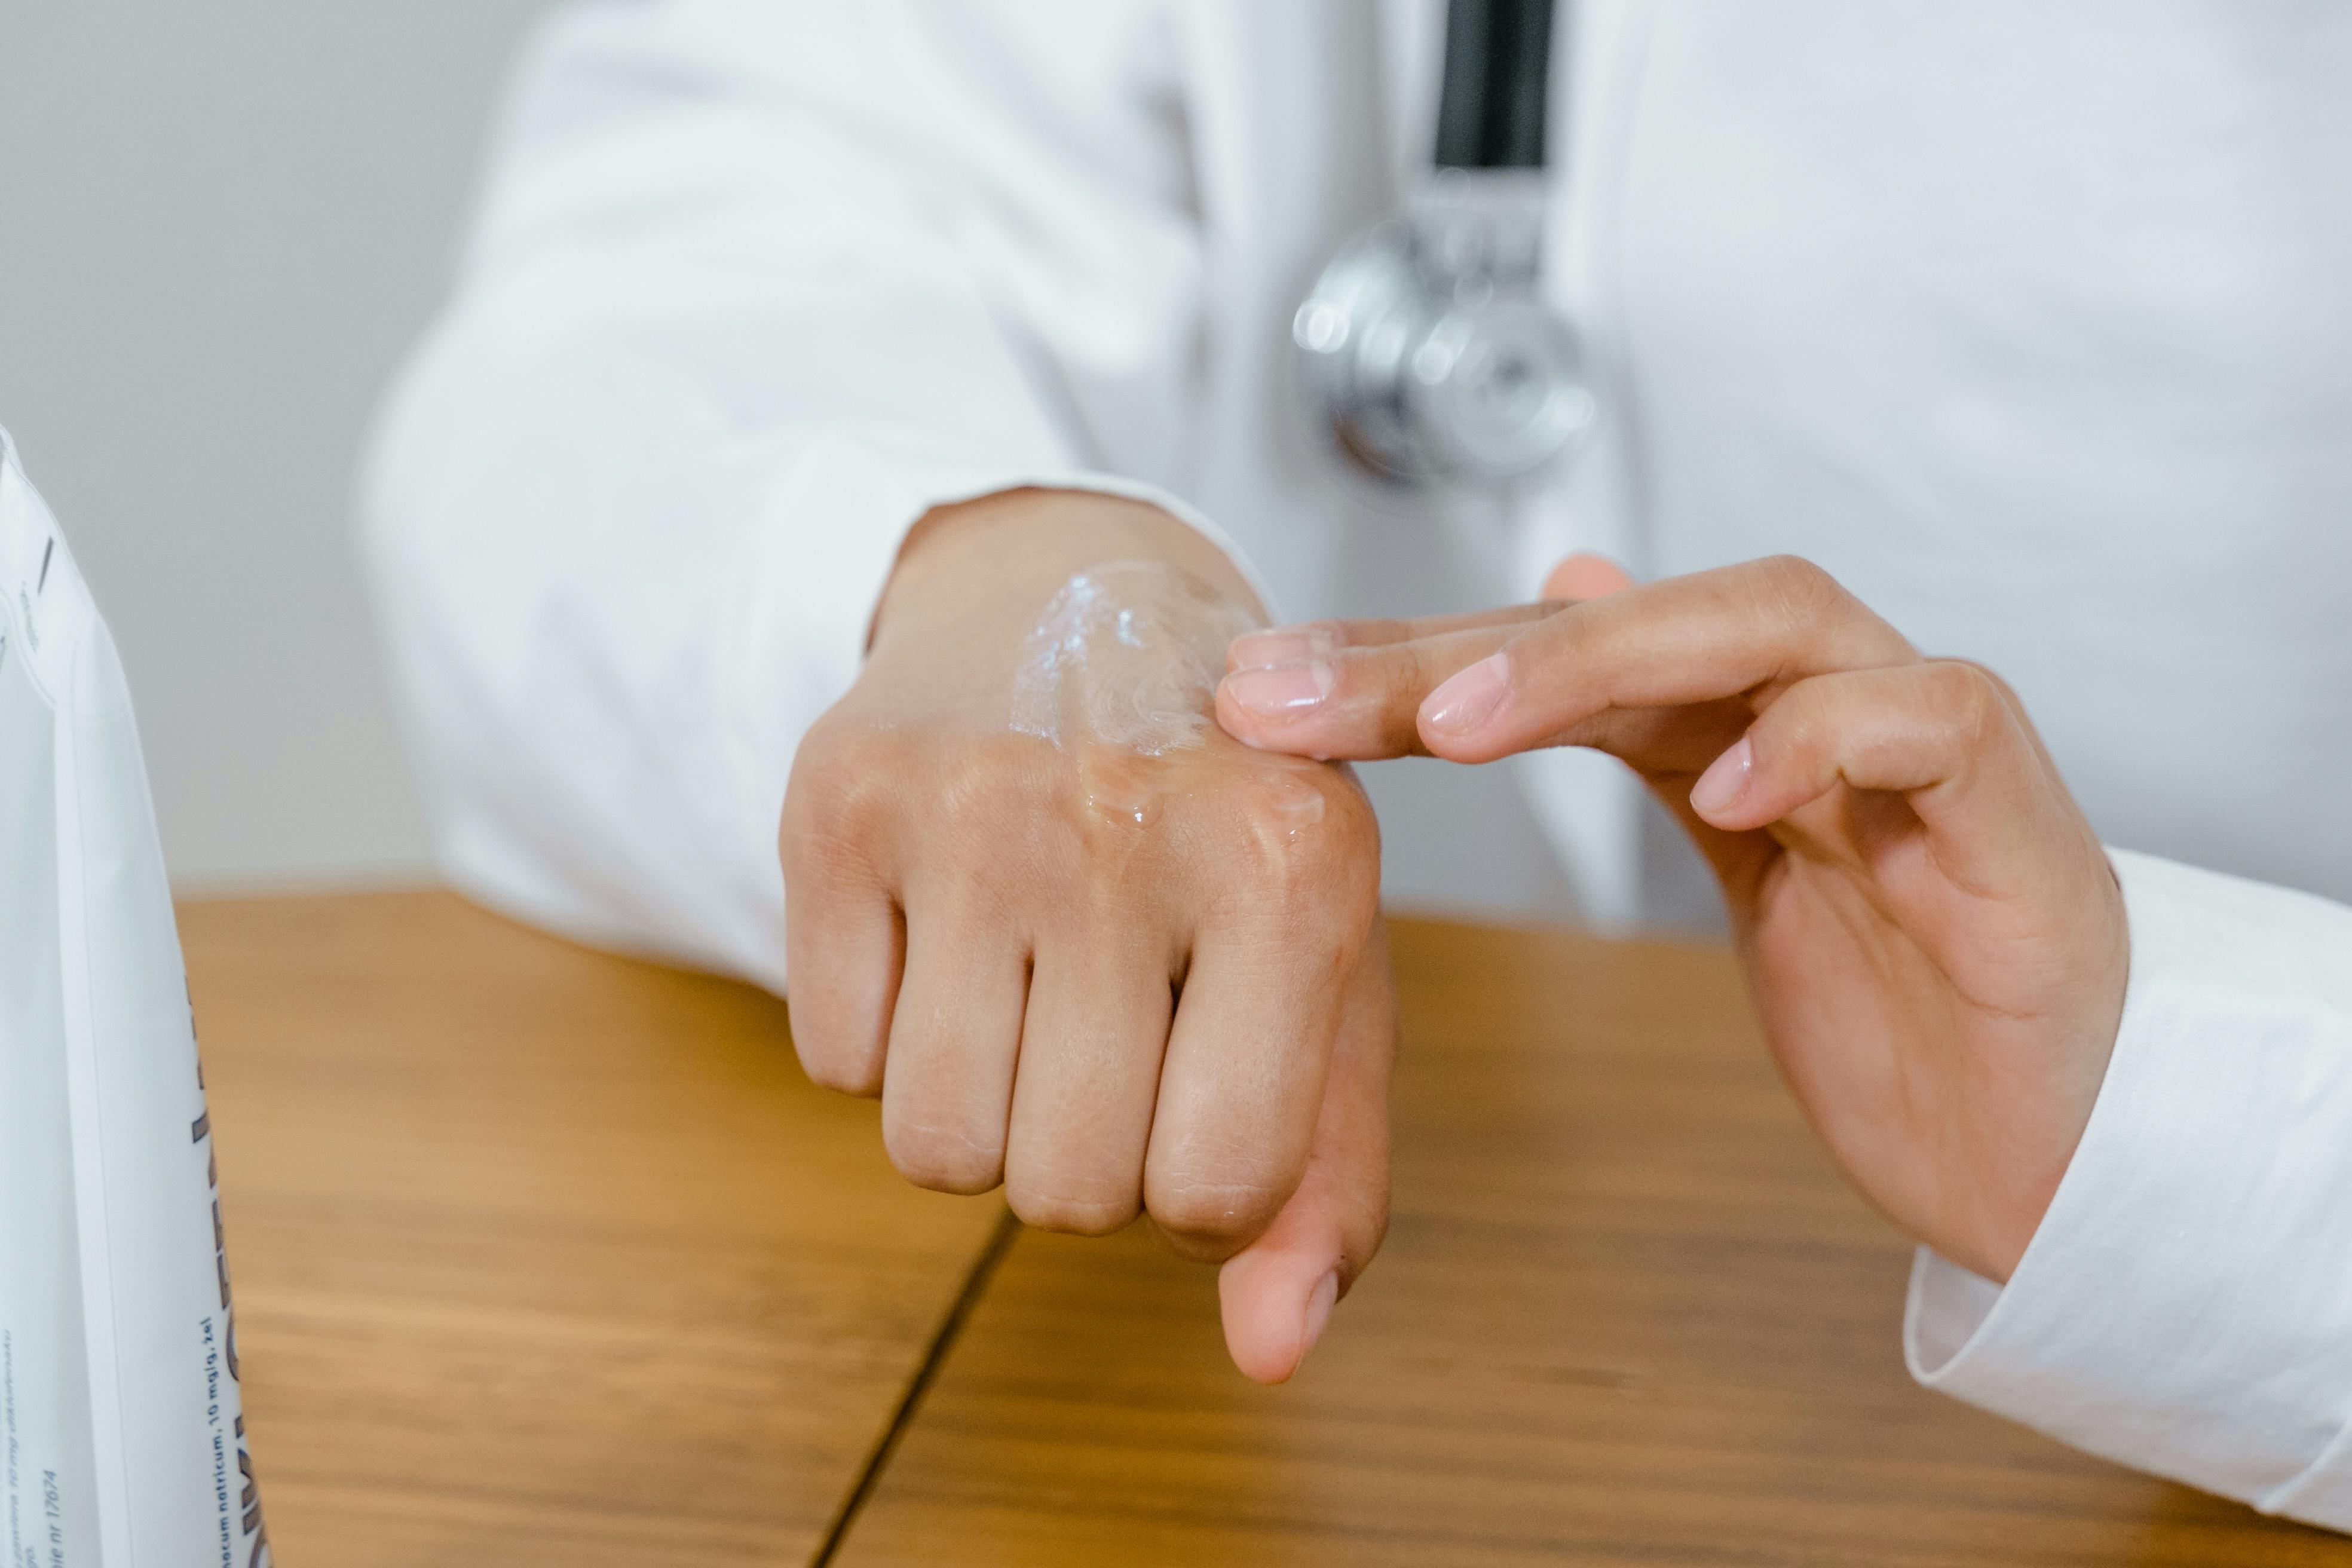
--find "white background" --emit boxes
[1,0,553,890]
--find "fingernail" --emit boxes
[1422,653,1508,735]
[1224,662,1335,717]
[1230,624,1336,670]
[1690,736,1753,819]
[1300,1269,1340,1362]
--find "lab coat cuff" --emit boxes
[1903,849,2352,1520]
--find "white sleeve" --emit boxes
[1905,848,2352,1529]
[359,0,1247,992]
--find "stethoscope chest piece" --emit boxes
[1296,0,1592,488]
[1296,172,1594,487]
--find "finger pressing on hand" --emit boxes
[1226,600,1563,675]
[1411,555,1918,765]
[1216,620,1540,760]
[1214,556,1632,760]
[1686,659,2063,893]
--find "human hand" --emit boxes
[1215,554,2126,1282]
[782,489,1391,1381]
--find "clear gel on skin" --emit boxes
[1010,561,1256,755]
[1010,562,1328,835]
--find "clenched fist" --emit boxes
[783,489,1394,1380]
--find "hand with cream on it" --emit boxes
[1217,554,2127,1285]
[782,488,1391,1383]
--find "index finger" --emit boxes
[1226,599,1563,674]
[1426,555,1917,762]
[1218,621,1535,760]
[1215,556,1916,765]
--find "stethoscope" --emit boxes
[1294,0,1594,487]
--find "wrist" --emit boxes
[1956,869,2130,1284]
[874,488,1263,655]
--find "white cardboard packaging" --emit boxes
[0,430,270,1568]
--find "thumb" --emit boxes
[1218,925,1393,1383]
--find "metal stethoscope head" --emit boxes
[1294,170,1595,486]
[1294,0,1590,488]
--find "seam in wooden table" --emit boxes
[812,1205,1025,1566]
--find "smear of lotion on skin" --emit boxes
[1010,562,1258,755]
[1010,562,1330,837]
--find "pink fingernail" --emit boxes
[1230,624,1336,671]
[1422,653,1508,735]
[1690,736,1753,818]
[1301,1269,1339,1362]
[1224,662,1335,717]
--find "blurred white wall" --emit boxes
[0,1,555,890]
[0,1,1584,921]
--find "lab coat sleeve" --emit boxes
[1905,848,2352,1529]
[359,1,1241,991]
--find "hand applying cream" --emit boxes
[1218,552,2126,1287]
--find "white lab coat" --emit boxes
[359,0,2352,1529]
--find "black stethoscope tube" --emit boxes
[1435,0,1555,170]
[1294,0,1587,485]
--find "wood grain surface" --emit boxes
[182,891,1006,1567]
[834,920,2352,1567]
[183,894,2351,1566]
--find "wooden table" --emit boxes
[183,893,2350,1566]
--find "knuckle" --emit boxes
[1754,678,1854,784]
[796,1036,884,1098]
[1547,608,1612,683]
[1007,1174,1141,1236]
[1925,659,2002,736]
[1752,553,1846,629]
[782,720,904,874]
[1227,767,1379,901]
[1956,657,2019,699]
[1402,642,1467,709]
[1756,552,1835,598]
[787,984,888,1097]
[1147,1168,1287,1248]
[883,1110,1006,1196]
[1754,700,1824,774]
